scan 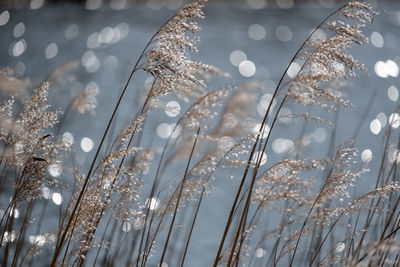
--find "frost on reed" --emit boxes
[1,1,400,267]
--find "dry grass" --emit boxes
[1,1,400,266]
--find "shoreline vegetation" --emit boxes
[2,1,400,266]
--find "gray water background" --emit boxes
[1,1,400,266]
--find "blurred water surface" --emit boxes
[0,1,400,266]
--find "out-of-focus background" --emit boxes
[0,0,399,265]
[0,0,397,9]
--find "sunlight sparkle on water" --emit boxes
[11,208,19,219]
[110,0,128,10]
[0,11,10,26]
[239,60,256,77]
[157,123,172,139]
[248,24,266,40]
[48,163,62,177]
[87,32,100,48]
[15,62,25,75]
[257,93,276,117]
[2,231,15,244]
[116,23,129,38]
[318,0,335,8]
[13,22,25,38]
[86,0,102,10]
[272,138,294,154]
[156,123,180,140]
[255,248,266,258]
[375,60,399,78]
[99,27,114,43]
[45,43,58,59]
[275,25,292,42]
[11,40,27,57]
[335,242,345,253]
[376,112,387,128]
[65,24,79,40]
[147,0,163,10]
[29,235,46,246]
[389,113,400,129]
[252,123,270,139]
[165,101,181,117]
[170,124,181,139]
[312,127,327,143]
[42,187,51,199]
[122,221,132,232]
[287,62,301,78]
[62,132,75,147]
[246,0,266,9]
[252,151,267,166]
[81,137,94,152]
[310,28,327,41]
[146,197,160,210]
[30,0,45,9]
[361,149,373,163]
[278,107,292,123]
[388,85,399,102]
[230,50,247,67]
[370,31,384,48]
[277,0,294,9]
[82,51,100,72]
[370,119,381,135]
[52,192,63,205]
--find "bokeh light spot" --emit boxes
[361,149,372,163]
[312,127,327,143]
[52,192,63,205]
[146,197,160,210]
[165,101,181,117]
[48,163,62,177]
[252,151,267,166]
[389,113,400,129]
[275,25,292,42]
[239,60,256,77]
[371,31,384,48]
[277,0,294,9]
[0,11,10,26]
[11,40,27,57]
[287,62,301,78]
[376,112,387,128]
[13,22,25,38]
[62,132,75,147]
[30,0,45,9]
[388,85,398,102]
[370,119,381,135]
[65,24,79,40]
[157,123,173,139]
[85,0,102,10]
[45,43,58,59]
[272,138,294,154]
[81,137,94,152]
[335,242,345,253]
[230,50,247,67]
[246,0,266,9]
[255,248,266,258]
[248,24,266,40]
[122,221,131,232]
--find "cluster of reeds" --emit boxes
[1,1,400,266]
